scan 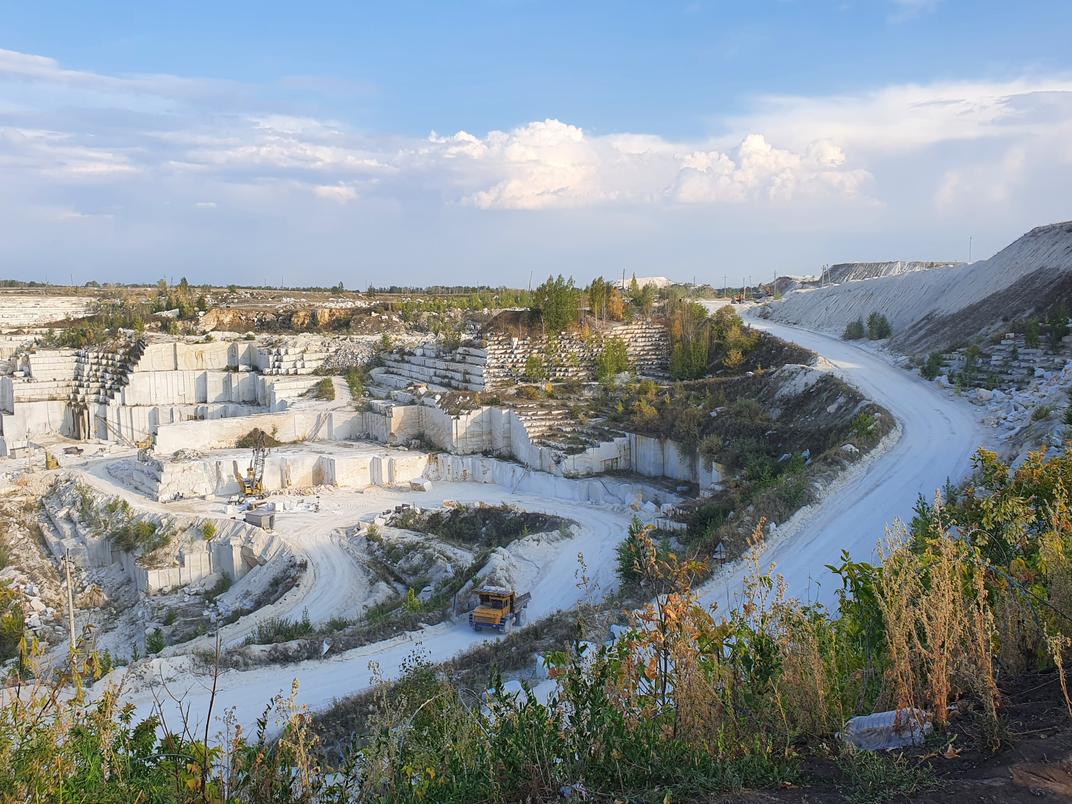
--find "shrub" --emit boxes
[851,411,877,441]
[145,628,165,655]
[698,433,724,467]
[247,609,314,645]
[344,367,366,399]
[596,337,631,381]
[200,521,216,540]
[867,312,892,340]
[1032,404,1053,421]
[523,354,546,382]
[309,377,336,401]
[0,583,24,661]
[920,351,943,380]
[616,517,655,586]
[842,318,865,340]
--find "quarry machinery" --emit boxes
[233,447,268,498]
[93,413,154,453]
[468,586,530,634]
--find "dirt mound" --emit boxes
[235,428,282,449]
[766,220,1072,355]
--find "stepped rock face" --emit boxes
[374,321,671,393]
[765,221,1072,353]
[0,294,97,331]
[0,336,334,455]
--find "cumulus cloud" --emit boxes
[1,46,1071,283]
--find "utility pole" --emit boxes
[64,550,77,657]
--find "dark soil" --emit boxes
[726,667,1072,803]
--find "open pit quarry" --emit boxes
[0,292,994,750]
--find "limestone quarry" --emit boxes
[0,281,892,729]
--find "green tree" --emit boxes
[533,275,580,333]
[842,318,865,340]
[866,312,891,340]
[920,351,943,380]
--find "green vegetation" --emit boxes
[200,521,216,540]
[0,583,24,661]
[532,274,581,333]
[344,366,366,399]
[108,518,169,556]
[867,312,892,340]
[920,351,943,380]
[1032,404,1053,421]
[246,609,314,645]
[145,628,165,655]
[522,354,546,382]
[842,317,866,340]
[11,447,1072,800]
[308,377,336,401]
[838,750,937,803]
[595,336,630,381]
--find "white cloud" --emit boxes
[313,184,359,203]
[1,46,1071,284]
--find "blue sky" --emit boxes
[2,1,1071,287]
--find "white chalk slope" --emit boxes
[766,221,1072,337]
[698,314,987,612]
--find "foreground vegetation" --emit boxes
[5,445,1072,801]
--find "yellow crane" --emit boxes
[233,447,268,498]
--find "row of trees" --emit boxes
[530,274,661,334]
[843,312,892,341]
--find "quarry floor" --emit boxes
[89,459,637,734]
[80,311,992,742]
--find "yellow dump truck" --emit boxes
[468,586,530,634]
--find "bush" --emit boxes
[596,337,631,381]
[1032,404,1052,421]
[0,583,25,661]
[108,519,168,555]
[344,367,366,399]
[145,628,165,655]
[698,433,724,467]
[247,608,314,645]
[309,377,336,401]
[867,312,892,340]
[616,517,654,586]
[200,521,216,540]
[523,354,546,382]
[920,351,943,380]
[842,318,865,340]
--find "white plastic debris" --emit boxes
[840,708,932,751]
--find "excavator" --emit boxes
[233,447,268,498]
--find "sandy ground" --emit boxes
[93,470,636,737]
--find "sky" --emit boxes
[1,0,1071,288]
